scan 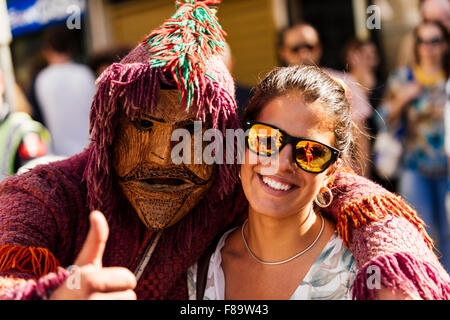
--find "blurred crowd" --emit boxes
[0,0,449,270]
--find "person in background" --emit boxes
[220,42,252,118]
[278,23,372,176]
[342,38,395,189]
[35,25,96,157]
[444,77,450,265]
[278,23,323,68]
[397,0,450,68]
[88,45,132,78]
[0,69,50,181]
[342,39,381,100]
[380,21,450,271]
[27,58,49,126]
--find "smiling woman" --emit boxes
[187,65,450,300]
[187,65,360,300]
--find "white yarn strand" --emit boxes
[134,230,163,281]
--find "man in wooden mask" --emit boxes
[0,0,448,300]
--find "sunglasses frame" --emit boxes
[417,37,444,46]
[289,43,316,53]
[245,120,341,174]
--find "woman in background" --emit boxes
[380,21,449,271]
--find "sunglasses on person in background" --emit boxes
[288,43,316,53]
[417,37,444,46]
[245,121,341,174]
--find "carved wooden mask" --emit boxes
[112,89,214,229]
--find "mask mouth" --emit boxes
[144,177,186,186]
[122,166,210,187]
[140,177,194,192]
[133,176,197,193]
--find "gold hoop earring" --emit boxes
[314,186,333,208]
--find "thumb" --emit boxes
[74,210,109,268]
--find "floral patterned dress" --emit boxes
[187,228,357,300]
[380,66,448,176]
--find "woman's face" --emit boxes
[240,91,336,218]
[417,24,447,64]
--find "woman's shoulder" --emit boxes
[316,231,356,270]
[220,225,244,260]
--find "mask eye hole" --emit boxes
[134,118,154,131]
[184,122,196,135]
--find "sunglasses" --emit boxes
[417,37,444,46]
[289,43,316,53]
[245,121,340,174]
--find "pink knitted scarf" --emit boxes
[323,168,450,299]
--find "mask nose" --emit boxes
[147,124,174,165]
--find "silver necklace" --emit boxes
[241,213,325,265]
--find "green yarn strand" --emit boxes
[143,0,226,110]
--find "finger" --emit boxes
[82,267,137,293]
[89,289,137,300]
[75,211,109,267]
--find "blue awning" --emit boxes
[7,0,86,37]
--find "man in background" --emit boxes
[35,26,96,157]
[220,42,252,117]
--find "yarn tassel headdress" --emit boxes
[144,0,226,111]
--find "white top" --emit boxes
[188,228,356,300]
[35,62,96,156]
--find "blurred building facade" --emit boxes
[87,0,282,88]
[87,0,422,87]
[6,0,423,91]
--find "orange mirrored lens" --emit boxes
[295,140,332,172]
[248,124,283,156]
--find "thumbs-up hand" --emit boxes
[50,211,137,300]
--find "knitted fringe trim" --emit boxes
[352,252,450,300]
[0,245,59,279]
[0,277,27,291]
[0,267,69,300]
[336,193,434,250]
